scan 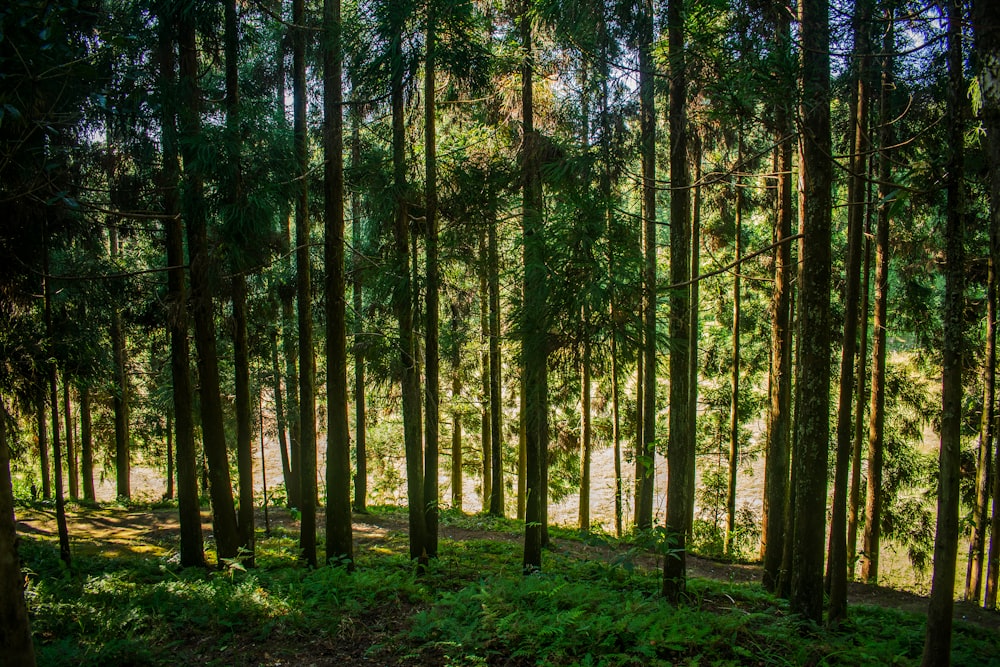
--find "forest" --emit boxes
[2,0,1000,664]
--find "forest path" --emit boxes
[14,504,1000,634]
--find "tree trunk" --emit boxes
[921,3,966,661]
[725,134,742,557]
[270,330,293,503]
[488,204,504,517]
[80,385,95,502]
[977,0,1000,612]
[423,7,442,556]
[388,1,426,565]
[663,0,691,602]
[790,0,833,624]
[827,0,872,626]
[292,0,318,568]
[451,302,463,511]
[973,0,1000,610]
[178,9,240,563]
[63,379,77,500]
[351,97,368,514]
[521,5,547,573]
[166,412,174,500]
[579,308,592,532]
[517,373,527,520]
[44,234,71,568]
[848,231,872,580]
[109,225,131,501]
[762,0,794,592]
[861,11,895,585]
[688,130,702,543]
[36,400,49,499]
[480,229,492,509]
[0,411,36,667]
[324,0,353,568]
[636,0,657,535]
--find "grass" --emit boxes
[16,504,1000,666]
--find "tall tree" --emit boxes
[108,222,130,500]
[977,0,1000,611]
[159,1,204,568]
[761,0,794,594]
[663,0,691,601]
[325,0,354,567]
[177,5,241,563]
[789,0,832,624]
[79,385,95,502]
[827,0,873,626]
[725,131,743,557]
[351,98,369,514]
[293,0,318,567]
[44,233,71,568]
[522,0,548,572]
[921,1,967,661]
[424,0,442,554]
[635,0,656,533]
[488,198,504,517]
[861,9,895,585]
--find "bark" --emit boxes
[848,232,872,579]
[688,131,702,542]
[389,1,426,565]
[224,0,254,565]
[178,9,240,563]
[165,413,174,500]
[0,411,36,667]
[351,97,368,514]
[522,5,547,573]
[517,373,527,520]
[451,302,463,510]
[292,0,318,567]
[44,236,71,568]
[974,0,1000,611]
[63,380,77,500]
[790,0,832,624]
[109,225,131,501]
[725,135,742,557]
[270,330,293,502]
[921,2,966,660]
[324,0,353,567]
[761,0,793,592]
[828,0,872,626]
[488,203,504,517]
[663,0,692,602]
[861,11,894,585]
[480,230,492,509]
[635,0,656,534]
[36,400,49,499]
[424,6,442,556]
[579,309,592,532]
[80,386,95,502]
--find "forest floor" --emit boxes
[14,502,1000,665]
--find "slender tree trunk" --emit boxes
[324,0,353,567]
[388,0,426,565]
[178,9,240,563]
[663,0,692,602]
[80,386,95,502]
[688,131,702,542]
[351,98,368,514]
[37,400,49,499]
[762,1,794,591]
[633,346,644,530]
[827,0,872,626]
[518,373,527,520]
[109,225,130,501]
[977,0,1000,612]
[790,0,833,624]
[63,380,77,500]
[726,136,742,557]
[480,229,492,509]
[973,0,1000,610]
[0,410,36,667]
[451,302,463,510]
[579,308,592,532]
[292,0,318,568]
[166,412,174,500]
[848,231,872,579]
[861,11,895,585]
[423,3,441,554]
[522,5,548,572]
[270,330,293,500]
[44,234,71,568]
[636,0,657,535]
[488,205,504,517]
[224,0,254,565]
[921,4,967,662]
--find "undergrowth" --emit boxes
[15,504,1000,666]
